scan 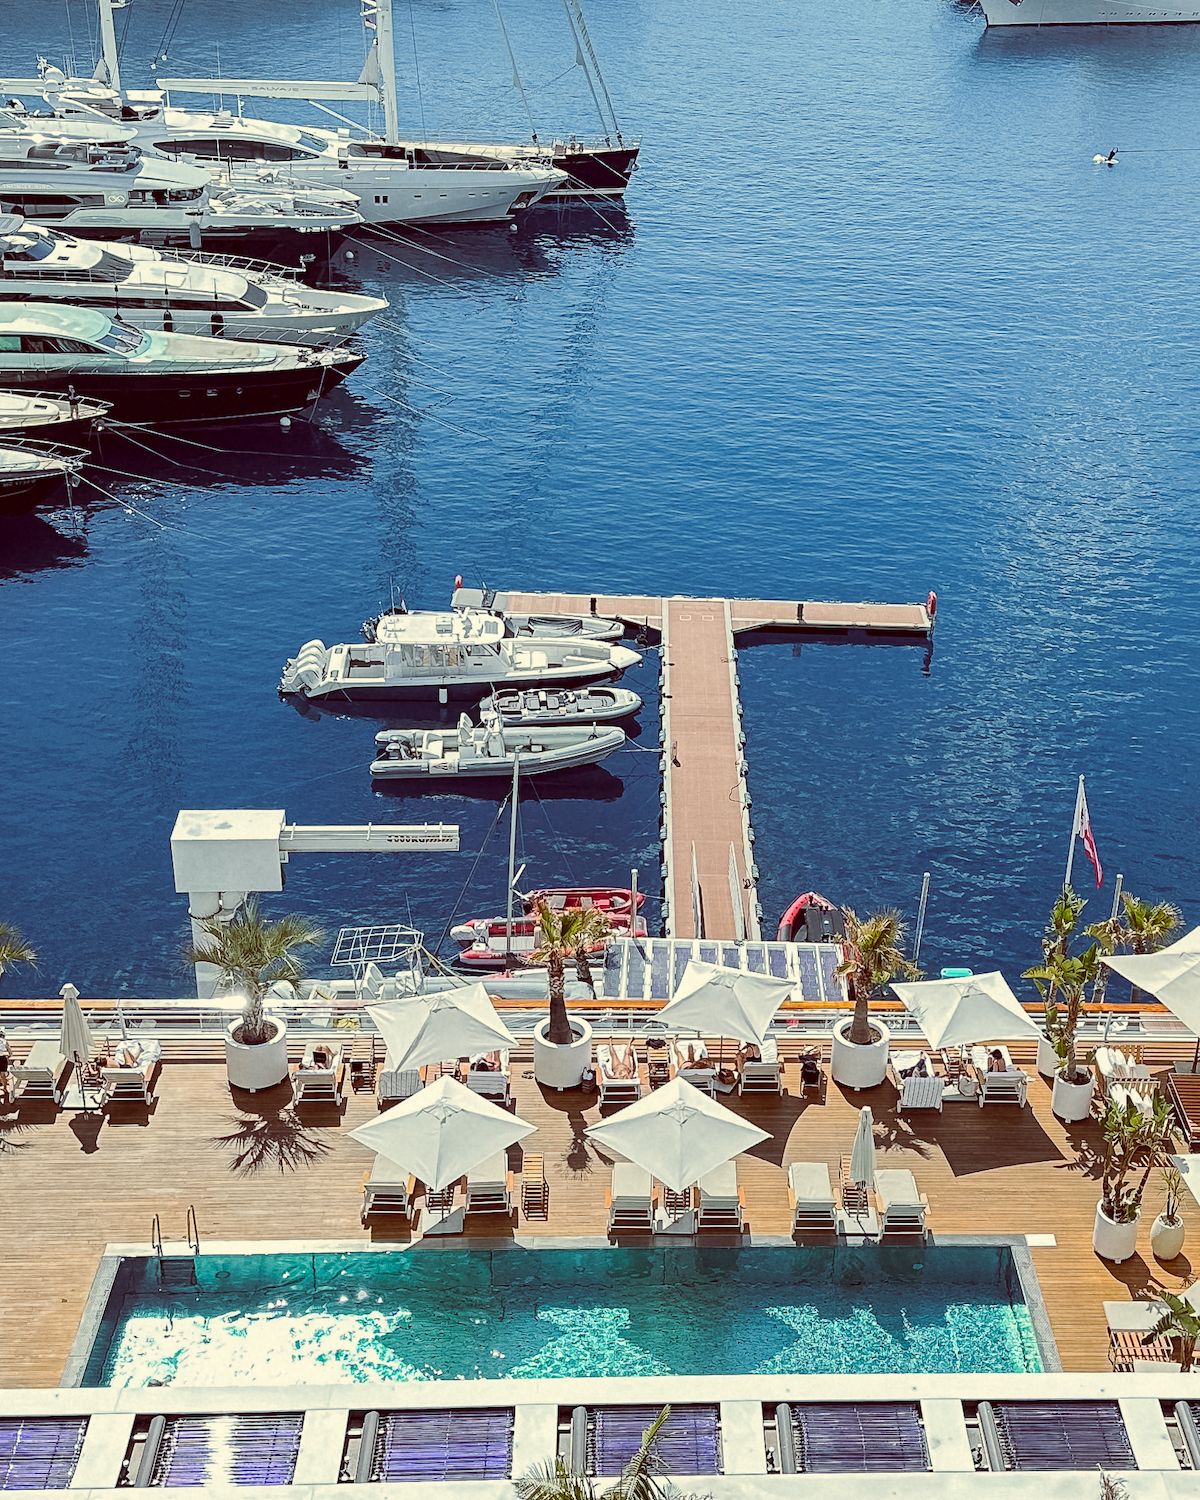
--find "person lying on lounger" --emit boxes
[800,1052,822,1089]
[607,1040,637,1078]
[737,1041,762,1068]
[674,1040,714,1070]
[986,1048,1006,1073]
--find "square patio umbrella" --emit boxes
[349,1074,534,1191]
[59,982,93,1069]
[367,983,516,1074]
[1103,927,1200,1033]
[585,1076,768,1193]
[657,960,793,1063]
[849,1105,876,1187]
[890,972,1041,1050]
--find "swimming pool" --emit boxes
[82,1244,1046,1387]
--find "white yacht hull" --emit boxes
[980,0,1200,23]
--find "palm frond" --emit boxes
[0,921,37,972]
[514,1457,596,1500]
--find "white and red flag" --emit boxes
[1066,776,1103,889]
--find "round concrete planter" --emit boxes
[224,1015,289,1092]
[1151,1213,1186,1263]
[532,1015,593,1090]
[830,1016,892,1091]
[1093,1201,1141,1263]
[1051,1070,1095,1123]
[1036,1034,1059,1079]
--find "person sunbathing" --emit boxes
[608,1039,637,1079]
[738,1041,762,1068]
[800,1052,822,1089]
[987,1048,1006,1073]
[674,1040,714,1071]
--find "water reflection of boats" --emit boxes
[95,415,367,489]
[0,510,89,579]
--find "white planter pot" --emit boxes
[1151,1213,1186,1262]
[1036,1034,1059,1078]
[830,1016,892,1091]
[531,1015,593,1091]
[1093,1201,1141,1263]
[1051,1071,1095,1123]
[224,1015,289,1092]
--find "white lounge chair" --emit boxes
[672,1039,716,1096]
[606,1163,655,1233]
[376,1061,422,1111]
[738,1036,782,1095]
[361,1154,415,1224]
[875,1168,928,1237]
[1094,1045,1153,1100]
[697,1161,745,1231]
[465,1151,514,1216]
[12,1040,69,1104]
[971,1046,1028,1108]
[465,1051,512,1107]
[596,1042,642,1106]
[291,1044,345,1106]
[100,1038,162,1105]
[788,1161,837,1233]
[888,1051,944,1113]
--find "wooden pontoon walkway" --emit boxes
[506,589,933,940]
[0,1051,1191,1388]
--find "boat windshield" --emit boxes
[295,132,328,154]
[96,320,148,353]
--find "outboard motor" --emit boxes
[279,639,328,696]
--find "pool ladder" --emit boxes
[151,1206,200,1287]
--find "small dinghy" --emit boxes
[481,684,641,725]
[776,890,847,943]
[451,885,645,946]
[452,911,647,970]
[0,442,84,511]
[371,711,624,780]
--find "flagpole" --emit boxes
[1064,775,1084,890]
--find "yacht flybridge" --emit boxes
[4,0,635,211]
[0,218,386,345]
[0,124,361,252]
[279,609,641,702]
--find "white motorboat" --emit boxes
[0,388,108,442]
[280,609,641,702]
[0,124,361,253]
[0,440,84,510]
[370,711,624,780]
[979,0,1200,21]
[481,684,642,725]
[0,217,386,345]
[450,585,625,641]
[0,304,363,423]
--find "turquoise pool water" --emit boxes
[88,1246,1044,1386]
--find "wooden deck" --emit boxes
[1,1054,1194,1388]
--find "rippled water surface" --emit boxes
[1,0,1197,990]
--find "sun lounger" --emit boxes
[874,1169,928,1237]
[11,1040,69,1105]
[520,1151,549,1219]
[596,1043,642,1105]
[1105,1287,1200,1368]
[1168,1070,1200,1150]
[888,1051,944,1113]
[696,1161,745,1230]
[976,1401,1135,1472]
[774,1402,930,1473]
[673,1040,716,1096]
[798,1052,827,1102]
[97,1038,162,1106]
[376,1063,421,1111]
[465,1051,511,1107]
[1094,1045,1152,1100]
[606,1163,655,1233]
[970,1046,1027,1108]
[788,1161,837,1232]
[361,1154,416,1224]
[354,1408,514,1482]
[291,1044,345,1106]
[465,1151,514,1216]
[738,1035,782,1094]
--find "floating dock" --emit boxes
[505,590,933,940]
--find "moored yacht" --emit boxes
[0,387,108,442]
[280,609,641,702]
[0,218,386,345]
[363,591,624,644]
[0,440,84,510]
[0,304,363,423]
[978,0,1200,21]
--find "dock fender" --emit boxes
[927,589,938,618]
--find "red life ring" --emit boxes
[926,590,938,618]
[454,574,464,591]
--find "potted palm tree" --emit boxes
[1094,1089,1175,1262]
[0,922,36,989]
[1024,944,1100,1123]
[1150,1160,1186,1262]
[830,909,920,1090]
[185,900,323,1093]
[1031,888,1085,1077]
[529,900,601,1090]
[1142,1291,1200,1372]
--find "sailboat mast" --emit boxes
[560,0,621,143]
[368,0,401,144]
[97,0,124,93]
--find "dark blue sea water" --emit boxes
[1,0,1198,995]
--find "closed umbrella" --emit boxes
[367,984,515,1073]
[59,982,93,1069]
[349,1074,534,1191]
[849,1105,876,1187]
[585,1076,768,1193]
[890,972,1040,1050]
[659,960,792,1046]
[1103,927,1200,1033]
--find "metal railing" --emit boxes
[186,1205,200,1254]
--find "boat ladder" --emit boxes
[151,1205,200,1287]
